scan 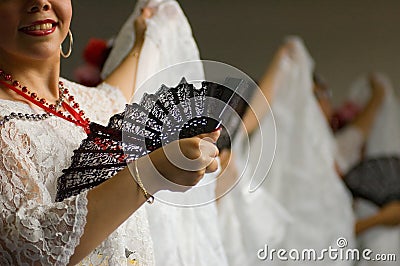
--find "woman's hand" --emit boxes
[140,130,221,193]
[104,7,155,101]
[369,73,386,106]
[133,7,154,45]
[355,201,400,235]
[350,73,386,140]
[375,201,400,226]
[71,130,219,264]
[215,149,239,199]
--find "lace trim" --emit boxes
[58,191,88,266]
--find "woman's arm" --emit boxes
[103,8,153,101]
[355,201,400,236]
[0,130,219,265]
[69,130,221,265]
[335,74,386,175]
[242,41,291,135]
[350,74,385,140]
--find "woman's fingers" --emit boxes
[134,7,155,42]
[368,73,385,105]
[177,135,219,171]
[199,137,219,158]
[197,130,220,169]
[197,128,221,143]
[148,130,221,190]
[141,7,155,19]
[205,158,219,173]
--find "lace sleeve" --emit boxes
[0,129,88,266]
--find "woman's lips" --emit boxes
[19,20,57,36]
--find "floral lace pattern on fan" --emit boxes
[123,78,246,154]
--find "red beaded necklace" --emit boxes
[0,69,90,134]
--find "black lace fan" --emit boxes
[344,156,400,207]
[56,78,247,201]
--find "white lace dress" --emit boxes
[0,79,155,265]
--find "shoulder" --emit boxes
[60,77,125,102]
[0,99,33,119]
[59,78,127,124]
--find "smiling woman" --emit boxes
[0,1,220,265]
[0,0,71,64]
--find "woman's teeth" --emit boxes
[24,23,53,31]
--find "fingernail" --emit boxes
[212,126,222,132]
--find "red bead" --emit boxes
[73,103,79,109]
[49,104,55,110]
[22,87,28,93]
[67,115,72,119]
[85,118,90,122]
[63,89,69,94]
[59,81,64,86]
[12,81,20,87]
[31,93,37,98]
[58,111,63,115]
[5,74,12,81]
[68,96,74,101]
[79,110,85,116]
[40,98,46,104]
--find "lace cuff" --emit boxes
[57,191,88,266]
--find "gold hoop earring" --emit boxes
[60,29,73,58]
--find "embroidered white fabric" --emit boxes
[215,46,292,264]
[0,79,154,265]
[218,127,293,266]
[252,37,354,265]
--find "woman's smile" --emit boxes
[19,19,58,36]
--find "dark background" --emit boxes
[63,0,400,105]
